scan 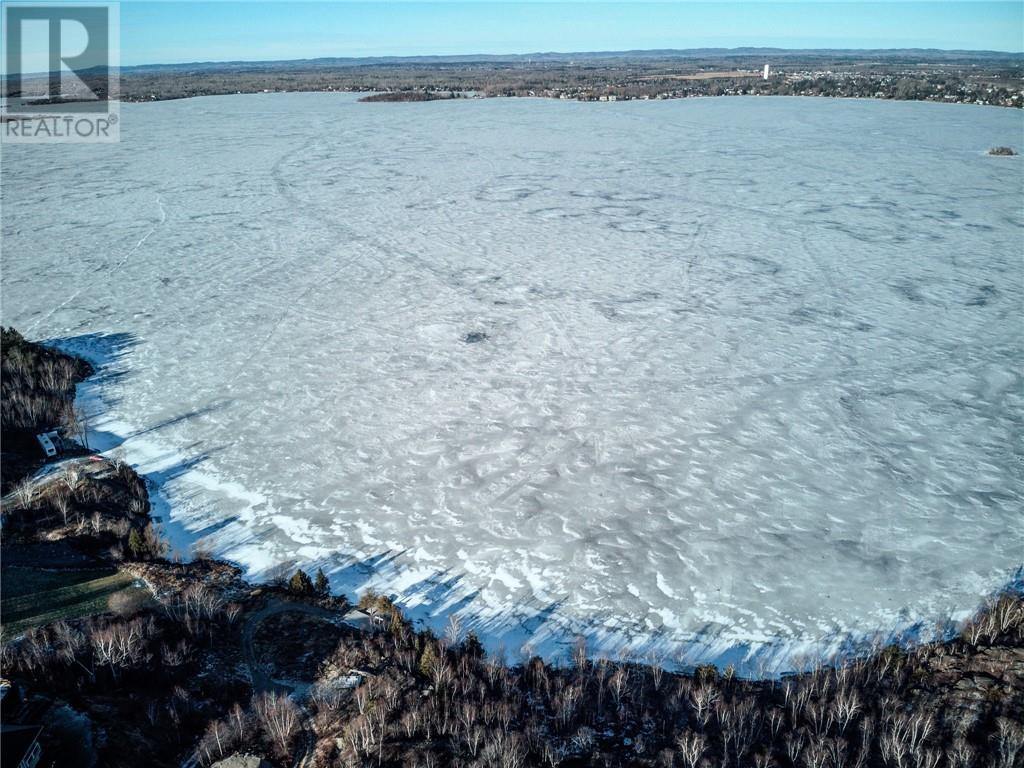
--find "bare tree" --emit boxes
[354,682,371,716]
[880,731,908,768]
[52,489,72,525]
[554,683,581,729]
[142,523,168,559]
[833,688,861,733]
[676,731,706,768]
[803,736,829,768]
[481,730,526,768]
[466,725,485,758]
[690,684,719,730]
[431,654,455,691]
[825,737,849,768]
[65,404,90,448]
[647,649,665,691]
[180,582,225,622]
[90,617,153,678]
[995,718,1024,768]
[343,713,374,760]
[401,710,420,739]
[444,613,464,648]
[608,667,629,710]
[768,706,786,739]
[197,718,235,765]
[61,463,82,494]
[949,738,974,768]
[572,636,588,675]
[366,687,393,766]
[14,478,37,508]
[807,701,828,735]
[253,691,301,759]
[785,731,806,766]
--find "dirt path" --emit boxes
[239,599,355,767]
[240,598,351,694]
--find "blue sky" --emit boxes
[19,1,1024,68]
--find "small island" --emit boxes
[359,90,462,103]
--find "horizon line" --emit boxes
[8,44,1021,78]
[107,45,1024,71]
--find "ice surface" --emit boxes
[2,94,1022,672]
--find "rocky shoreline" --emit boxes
[1,329,1021,767]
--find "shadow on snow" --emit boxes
[40,331,1024,678]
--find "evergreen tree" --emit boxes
[288,568,314,596]
[418,642,438,678]
[313,567,329,598]
[127,528,145,560]
[463,630,485,659]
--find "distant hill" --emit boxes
[6,47,1020,81]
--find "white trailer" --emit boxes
[35,431,59,458]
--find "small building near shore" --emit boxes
[34,430,63,458]
[342,608,379,633]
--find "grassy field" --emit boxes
[1,566,152,636]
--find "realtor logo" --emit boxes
[2,2,120,142]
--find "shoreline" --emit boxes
[16,89,1023,110]
[46,330,1024,679]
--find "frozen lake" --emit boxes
[2,94,1022,671]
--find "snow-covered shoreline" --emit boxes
[49,330,1020,677]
